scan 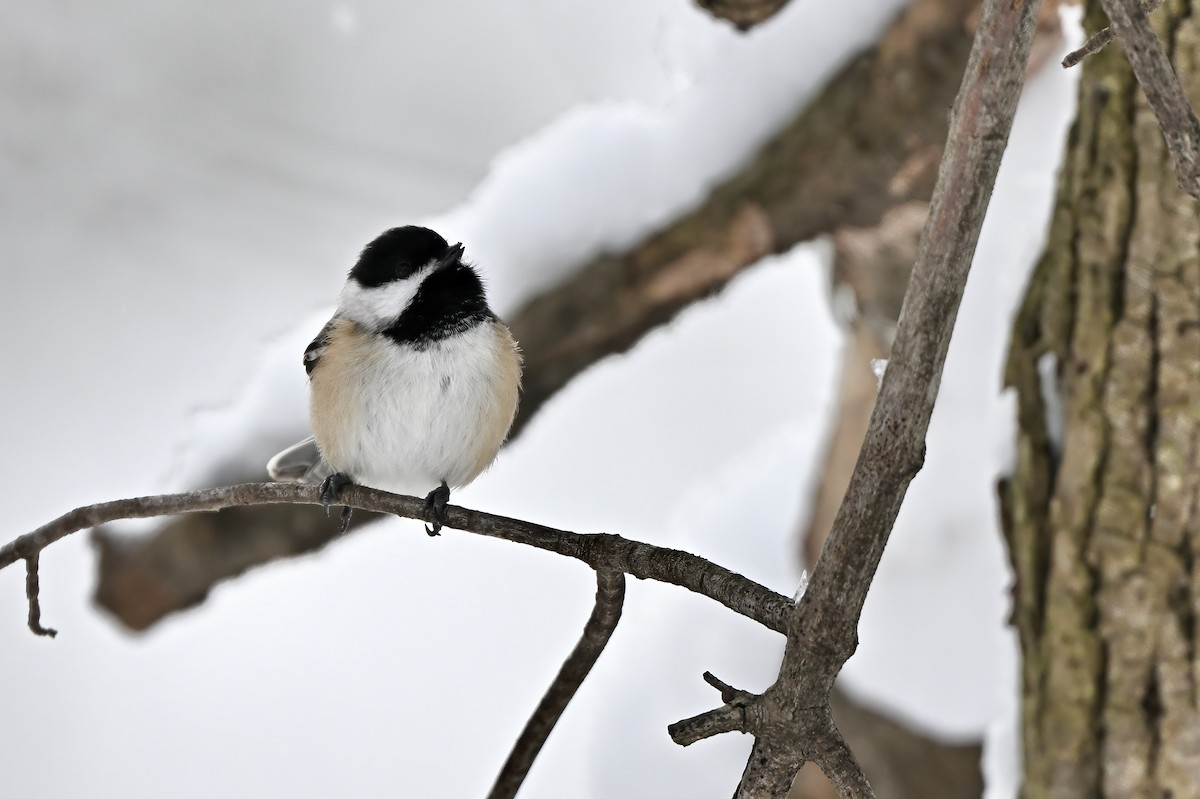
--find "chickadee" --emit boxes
[268,226,521,534]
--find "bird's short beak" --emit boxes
[438,243,465,269]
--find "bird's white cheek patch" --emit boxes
[337,265,435,330]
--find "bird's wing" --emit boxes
[304,316,338,376]
[266,436,333,483]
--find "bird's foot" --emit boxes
[424,481,450,536]
[319,473,354,534]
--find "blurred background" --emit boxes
[1,1,1080,796]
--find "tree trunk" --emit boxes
[1001,1,1200,797]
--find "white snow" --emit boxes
[794,570,809,604]
[1038,352,1065,457]
[870,357,889,389]
[1,1,1082,797]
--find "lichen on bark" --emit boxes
[1001,1,1200,796]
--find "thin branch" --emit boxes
[487,570,625,799]
[667,670,759,746]
[25,554,56,638]
[1099,0,1200,199]
[668,0,1046,795]
[792,0,1043,685]
[702,670,756,705]
[1061,0,1165,68]
[668,703,750,747]
[0,483,791,636]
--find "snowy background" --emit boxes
[1,1,1079,796]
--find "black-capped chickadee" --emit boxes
[268,226,521,534]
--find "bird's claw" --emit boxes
[424,482,450,536]
[319,473,354,534]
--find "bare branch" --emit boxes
[667,0,1046,795]
[1061,0,1165,68]
[1099,0,1200,198]
[787,0,1041,680]
[1,483,791,636]
[667,670,760,746]
[702,670,756,705]
[24,554,56,638]
[792,0,1043,686]
[668,703,750,747]
[487,570,625,799]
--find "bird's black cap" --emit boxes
[350,226,453,287]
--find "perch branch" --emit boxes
[487,569,625,799]
[1099,0,1200,198]
[1,483,791,636]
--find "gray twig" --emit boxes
[0,483,790,636]
[487,570,625,799]
[702,671,756,705]
[1098,0,1200,199]
[1061,0,1165,68]
[668,703,749,747]
[25,553,56,638]
[667,671,758,746]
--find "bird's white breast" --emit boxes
[309,319,520,497]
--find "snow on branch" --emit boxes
[95,0,980,635]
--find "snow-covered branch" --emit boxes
[94,0,981,635]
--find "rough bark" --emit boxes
[1000,1,1200,796]
[94,0,981,633]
